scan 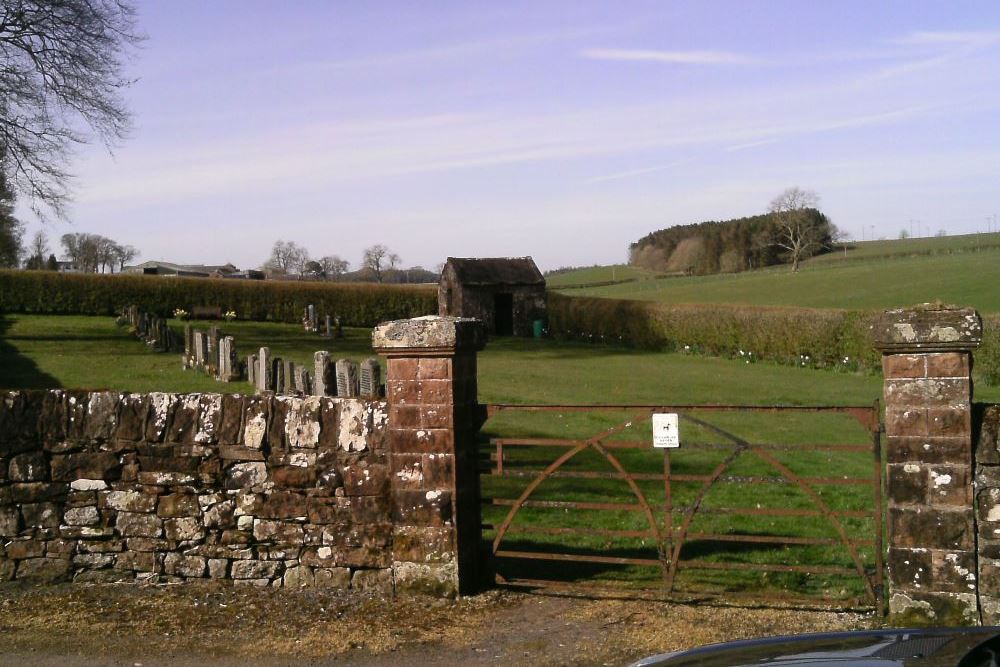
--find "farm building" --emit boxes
[438,257,547,336]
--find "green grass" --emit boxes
[545,264,660,288]
[564,245,1000,312]
[812,232,1000,265]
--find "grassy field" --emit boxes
[4,312,997,607]
[545,264,660,288]
[551,232,1000,313]
[562,245,1000,312]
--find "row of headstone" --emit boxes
[120,305,179,353]
[182,324,241,382]
[302,305,343,339]
[248,347,380,398]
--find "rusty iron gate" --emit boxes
[478,403,884,612]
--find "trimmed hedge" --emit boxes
[548,293,1000,385]
[0,270,436,326]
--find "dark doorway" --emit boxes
[494,293,514,336]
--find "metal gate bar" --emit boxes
[480,402,885,613]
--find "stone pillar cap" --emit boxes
[372,316,486,355]
[873,304,982,352]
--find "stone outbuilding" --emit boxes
[438,257,547,336]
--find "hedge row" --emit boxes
[548,293,1000,386]
[0,270,437,326]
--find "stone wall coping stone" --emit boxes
[372,316,486,356]
[873,305,982,352]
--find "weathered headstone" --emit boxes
[184,325,193,361]
[293,366,311,394]
[308,305,317,332]
[360,358,381,398]
[313,351,333,396]
[324,315,332,338]
[257,347,272,393]
[274,358,286,394]
[218,336,239,382]
[193,330,206,367]
[247,354,258,385]
[335,316,343,339]
[283,360,294,394]
[335,358,359,397]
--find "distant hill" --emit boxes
[557,232,1000,313]
[629,209,834,275]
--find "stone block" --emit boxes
[166,395,201,443]
[283,565,314,588]
[929,550,977,593]
[258,492,308,519]
[926,353,970,377]
[341,463,389,496]
[105,490,157,513]
[888,437,969,464]
[0,506,20,536]
[392,561,457,597]
[6,538,45,559]
[225,462,267,489]
[207,558,229,578]
[927,408,971,437]
[21,502,61,529]
[9,452,49,482]
[157,493,201,517]
[888,463,928,505]
[873,306,982,352]
[393,489,452,526]
[50,452,120,481]
[271,466,316,488]
[115,512,163,538]
[253,519,304,545]
[230,559,280,579]
[889,506,973,550]
[883,355,925,379]
[82,392,118,441]
[351,568,392,592]
[115,550,162,573]
[885,409,928,437]
[11,482,66,503]
[392,526,455,563]
[164,517,203,541]
[64,505,100,526]
[889,590,978,626]
[15,557,71,583]
[164,553,207,578]
[927,465,971,506]
[313,567,351,589]
[885,378,969,408]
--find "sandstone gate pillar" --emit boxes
[372,316,486,596]
[874,305,983,625]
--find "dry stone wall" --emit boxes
[0,390,398,590]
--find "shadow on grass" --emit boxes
[0,315,63,389]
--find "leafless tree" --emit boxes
[1,0,143,217]
[113,243,138,271]
[362,244,399,283]
[263,240,309,276]
[318,255,349,280]
[768,187,830,272]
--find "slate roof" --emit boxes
[445,257,544,286]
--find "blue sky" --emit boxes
[20,1,1000,271]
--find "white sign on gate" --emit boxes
[652,413,680,448]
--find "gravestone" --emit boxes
[308,305,317,332]
[335,316,343,339]
[257,347,272,393]
[313,351,333,396]
[218,336,239,382]
[293,366,311,394]
[184,325,193,361]
[360,358,381,398]
[324,315,332,338]
[335,359,359,397]
[283,360,295,394]
[274,358,286,394]
[247,354,257,385]
[193,331,206,367]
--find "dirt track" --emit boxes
[0,582,874,666]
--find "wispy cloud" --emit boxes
[585,161,687,185]
[579,48,764,65]
[725,139,777,152]
[893,30,1000,47]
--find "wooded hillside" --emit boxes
[629,209,834,275]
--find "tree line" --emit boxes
[262,240,438,284]
[630,188,839,275]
